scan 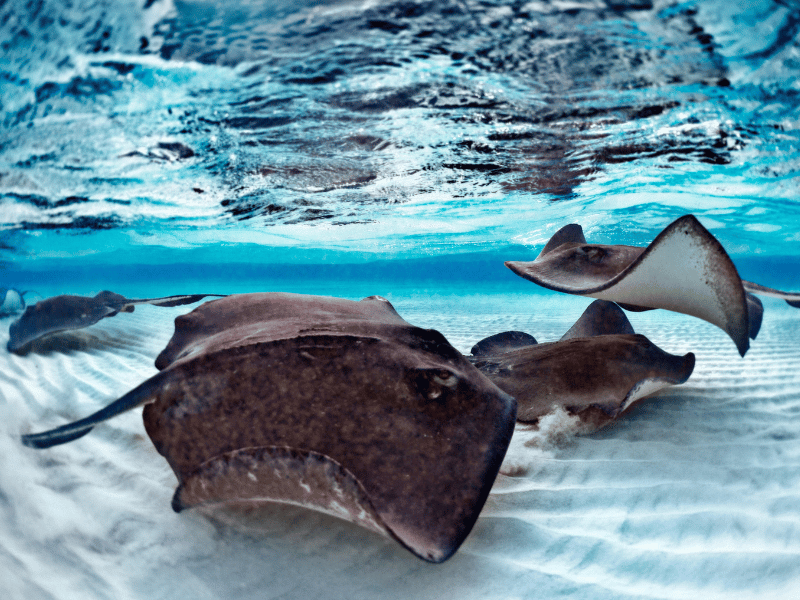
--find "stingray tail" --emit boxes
[126,294,227,309]
[742,281,800,308]
[21,371,167,449]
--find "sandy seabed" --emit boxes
[1,286,799,600]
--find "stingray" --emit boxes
[7,291,225,353]
[505,215,800,357]
[470,300,695,429]
[21,293,516,563]
[1,288,26,316]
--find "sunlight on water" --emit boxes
[2,0,799,264]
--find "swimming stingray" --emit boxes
[470,300,695,430]
[505,215,800,357]
[7,291,225,353]
[21,293,516,563]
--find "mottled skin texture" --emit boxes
[515,242,647,294]
[145,327,514,561]
[472,334,694,428]
[154,293,409,369]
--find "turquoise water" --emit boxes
[2,1,800,599]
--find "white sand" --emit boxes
[1,288,799,600]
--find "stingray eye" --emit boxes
[579,245,607,264]
[432,370,458,388]
[411,369,457,403]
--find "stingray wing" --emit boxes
[173,446,394,540]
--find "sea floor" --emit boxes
[1,283,799,600]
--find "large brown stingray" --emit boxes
[470,300,695,430]
[21,293,516,563]
[7,291,224,353]
[505,215,800,357]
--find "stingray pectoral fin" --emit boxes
[742,281,800,309]
[594,216,751,357]
[746,293,763,340]
[621,352,695,412]
[173,446,398,545]
[21,370,167,449]
[573,349,695,431]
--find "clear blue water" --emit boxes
[2,1,800,599]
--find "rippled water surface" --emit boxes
[1,1,800,599]
[2,0,800,265]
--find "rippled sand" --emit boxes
[1,288,798,600]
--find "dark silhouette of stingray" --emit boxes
[7,291,224,353]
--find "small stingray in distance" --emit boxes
[7,291,225,353]
[0,288,26,316]
[20,293,516,563]
[505,215,800,356]
[470,300,695,431]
